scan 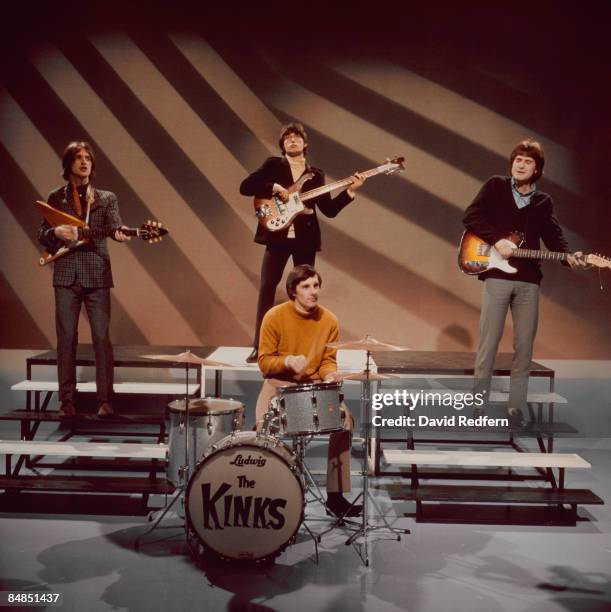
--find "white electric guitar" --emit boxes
[253,157,405,232]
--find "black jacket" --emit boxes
[240,156,353,251]
[463,175,569,284]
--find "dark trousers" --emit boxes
[55,285,114,403]
[253,245,316,348]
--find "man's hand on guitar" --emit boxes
[54,224,78,242]
[347,172,366,197]
[494,238,516,259]
[114,226,131,242]
[272,184,290,203]
[567,251,589,269]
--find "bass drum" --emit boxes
[185,431,304,563]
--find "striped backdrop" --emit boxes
[1,6,610,358]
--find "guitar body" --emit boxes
[253,172,314,232]
[458,230,523,275]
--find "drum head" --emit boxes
[169,398,244,416]
[186,434,304,562]
[278,381,342,395]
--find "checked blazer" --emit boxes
[38,185,123,288]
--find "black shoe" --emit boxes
[58,401,76,418]
[507,407,525,428]
[246,348,258,364]
[326,494,363,518]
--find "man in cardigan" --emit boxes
[256,265,362,518]
[38,141,130,418]
[463,139,586,426]
[240,122,365,363]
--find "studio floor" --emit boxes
[1,437,610,612]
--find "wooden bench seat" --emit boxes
[0,409,165,425]
[0,474,174,495]
[385,483,603,505]
[0,439,168,461]
[11,380,199,395]
[383,449,590,469]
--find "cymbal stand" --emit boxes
[343,349,409,567]
[136,350,194,551]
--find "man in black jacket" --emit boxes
[38,141,130,418]
[463,138,586,426]
[240,122,365,362]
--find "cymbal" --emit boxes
[141,350,232,367]
[338,371,400,381]
[326,335,410,352]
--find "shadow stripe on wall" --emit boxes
[131,30,271,174]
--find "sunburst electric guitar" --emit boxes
[36,200,169,266]
[253,157,405,232]
[458,230,611,275]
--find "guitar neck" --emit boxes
[81,227,139,239]
[300,166,388,202]
[512,249,569,262]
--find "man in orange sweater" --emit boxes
[256,264,361,518]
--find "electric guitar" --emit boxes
[36,200,168,266]
[458,230,611,275]
[253,157,405,232]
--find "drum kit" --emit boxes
[136,338,410,566]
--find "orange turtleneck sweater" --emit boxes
[257,301,338,382]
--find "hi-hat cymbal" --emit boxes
[326,335,410,352]
[338,371,400,381]
[142,350,231,367]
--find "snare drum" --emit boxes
[274,381,344,436]
[185,431,304,562]
[167,398,244,484]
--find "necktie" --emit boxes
[72,184,82,217]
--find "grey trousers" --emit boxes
[55,285,114,404]
[474,278,540,411]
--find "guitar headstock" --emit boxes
[140,220,169,243]
[382,156,405,175]
[586,253,611,269]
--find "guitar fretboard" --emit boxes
[300,165,393,202]
[513,249,569,261]
[81,227,139,239]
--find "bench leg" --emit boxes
[410,463,419,489]
[374,421,382,476]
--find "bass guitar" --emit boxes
[253,157,405,232]
[458,230,611,275]
[36,200,168,266]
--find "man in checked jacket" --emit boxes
[38,141,130,418]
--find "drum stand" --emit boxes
[136,355,195,552]
[292,435,327,505]
[343,350,409,567]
